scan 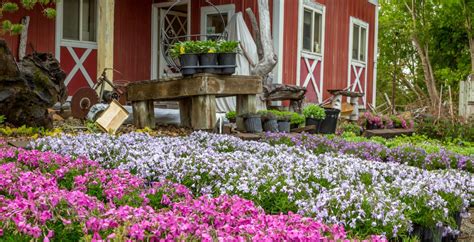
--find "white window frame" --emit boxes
[349,17,369,65]
[200,4,235,40]
[296,0,326,88]
[301,6,324,55]
[56,0,99,50]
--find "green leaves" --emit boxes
[0,0,57,35]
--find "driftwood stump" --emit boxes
[263,84,307,113]
[0,39,67,128]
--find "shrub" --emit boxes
[415,116,474,142]
[290,113,305,126]
[225,111,236,121]
[338,122,362,136]
[303,104,326,120]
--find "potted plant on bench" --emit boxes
[197,40,218,74]
[170,41,200,76]
[217,40,239,75]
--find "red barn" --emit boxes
[1,0,379,107]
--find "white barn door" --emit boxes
[348,17,369,107]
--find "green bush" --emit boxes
[415,116,474,142]
[225,111,236,121]
[338,122,362,136]
[302,104,326,120]
[290,113,305,126]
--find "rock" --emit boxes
[0,39,66,128]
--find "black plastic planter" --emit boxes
[180,54,199,76]
[412,224,443,242]
[218,53,237,75]
[278,121,291,133]
[263,118,279,132]
[442,212,463,242]
[319,108,340,134]
[199,53,218,74]
[245,115,263,133]
[305,118,322,134]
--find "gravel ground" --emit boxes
[459,207,474,242]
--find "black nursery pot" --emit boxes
[245,115,263,133]
[199,53,218,74]
[278,121,291,133]
[218,53,237,75]
[319,108,340,134]
[412,224,443,242]
[263,118,279,132]
[180,54,199,76]
[305,118,322,134]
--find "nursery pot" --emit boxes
[218,53,237,75]
[412,224,443,242]
[305,118,322,134]
[366,123,378,130]
[290,123,300,130]
[442,212,463,242]
[244,115,263,133]
[319,108,340,134]
[180,54,199,76]
[278,121,291,133]
[263,118,279,132]
[228,118,236,123]
[199,53,219,74]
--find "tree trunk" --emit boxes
[250,0,277,78]
[0,39,67,128]
[411,37,440,110]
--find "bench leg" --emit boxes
[191,95,216,130]
[236,95,257,132]
[132,100,155,129]
[179,98,192,128]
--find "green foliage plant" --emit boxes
[302,104,326,120]
[1,1,57,35]
[0,115,5,125]
[196,40,218,54]
[290,113,305,126]
[217,40,239,53]
[225,111,236,121]
[170,41,201,58]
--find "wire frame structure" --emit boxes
[160,0,229,72]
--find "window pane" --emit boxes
[352,25,359,60]
[82,0,97,42]
[313,12,322,53]
[206,13,228,40]
[302,9,312,51]
[63,0,80,40]
[360,27,367,62]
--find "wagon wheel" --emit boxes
[160,0,229,73]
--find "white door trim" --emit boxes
[296,0,326,103]
[347,17,369,106]
[272,0,285,85]
[151,1,191,79]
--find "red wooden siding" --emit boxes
[0,1,56,59]
[189,0,273,36]
[114,0,153,82]
[283,0,376,105]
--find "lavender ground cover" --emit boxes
[32,132,474,239]
[263,133,474,172]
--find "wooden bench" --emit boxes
[363,128,414,138]
[127,74,262,130]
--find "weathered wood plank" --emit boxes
[127,74,263,101]
[179,98,192,128]
[132,100,155,129]
[191,95,216,130]
[236,95,257,132]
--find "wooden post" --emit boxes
[179,98,192,128]
[132,100,155,129]
[97,0,115,87]
[191,95,216,130]
[236,95,257,131]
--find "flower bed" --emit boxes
[264,133,474,173]
[32,132,474,239]
[0,147,376,241]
